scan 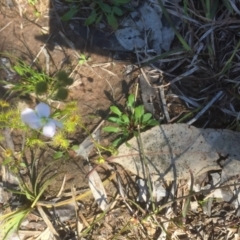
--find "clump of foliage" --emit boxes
[103,94,159,146]
[1,60,73,101]
[61,0,130,29]
[84,0,130,29]
[0,99,82,239]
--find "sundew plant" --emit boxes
[0,93,117,239]
[0,99,83,238]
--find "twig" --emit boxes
[100,66,117,77]
[187,91,223,125]
[36,173,116,208]
[159,86,170,122]
[56,174,66,198]
[31,34,52,66]
[115,176,133,213]
[164,66,199,86]
[36,205,59,237]
[71,185,83,237]
[42,48,50,75]
[0,21,12,33]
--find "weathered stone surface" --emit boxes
[114,124,240,181]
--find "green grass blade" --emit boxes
[31,173,58,208]
[0,207,31,240]
[222,0,233,13]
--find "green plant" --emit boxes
[27,0,38,5]
[85,0,130,29]
[78,53,90,65]
[0,59,73,101]
[0,64,119,238]
[26,0,41,17]
[61,0,130,29]
[0,155,59,239]
[103,94,159,146]
[0,101,24,130]
[0,100,83,239]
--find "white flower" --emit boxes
[21,102,62,138]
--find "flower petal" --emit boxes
[21,108,42,129]
[42,121,56,138]
[36,102,50,118]
[51,119,63,129]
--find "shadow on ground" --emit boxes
[35,0,132,60]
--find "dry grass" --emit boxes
[154,0,240,129]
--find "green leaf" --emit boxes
[3,157,11,165]
[56,71,69,82]
[61,7,79,21]
[106,13,118,30]
[53,151,64,159]
[110,106,122,116]
[222,0,233,13]
[35,81,48,95]
[134,105,144,120]
[78,54,87,65]
[147,119,159,126]
[127,94,135,108]
[121,114,129,123]
[13,65,24,76]
[99,3,112,13]
[112,6,123,16]
[59,77,74,87]
[55,88,68,100]
[112,137,123,147]
[20,162,27,167]
[113,0,130,4]
[71,145,80,151]
[103,126,120,133]
[84,9,97,26]
[108,116,122,124]
[122,128,129,137]
[51,109,62,118]
[95,13,103,23]
[65,77,74,86]
[142,113,152,123]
